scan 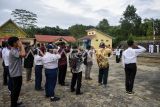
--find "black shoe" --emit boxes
[71,89,75,92]
[126,91,134,95]
[98,83,102,86]
[17,101,23,105]
[61,83,69,86]
[3,83,7,86]
[76,92,83,95]
[88,78,92,80]
[50,97,60,101]
[35,88,44,91]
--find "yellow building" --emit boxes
[0,19,34,45]
[79,28,112,49]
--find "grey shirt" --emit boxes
[9,48,22,77]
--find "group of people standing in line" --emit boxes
[1,36,146,107]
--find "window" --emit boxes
[101,39,104,41]
[96,39,98,41]
[106,40,108,42]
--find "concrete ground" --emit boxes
[0,56,160,107]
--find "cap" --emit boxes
[47,44,54,50]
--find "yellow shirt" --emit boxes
[95,48,112,68]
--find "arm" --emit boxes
[18,41,26,57]
[122,52,125,68]
[53,50,61,60]
[134,45,146,56]
[25,49,33,58]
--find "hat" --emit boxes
[47,44,54,50]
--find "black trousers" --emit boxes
[58,64,67,85]
[10,76,22,107]
[125,63,137,92]
[116,55,120,63]
[98,67,109,85]
[2,61,8,85]
[71,72,82,94]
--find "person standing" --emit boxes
[1,41,8,85]
[58,42,70,86]
[69,45,84,95]
[115,48,120,63]
[95,43,112,88]
[24,45,34,82]
[122,40,146,94]
[8,37,26,107]
[34,49,44,91]
[150,44,154,53]
[84,45,93,80]
[42,45,61,101]
[1,43,12,91]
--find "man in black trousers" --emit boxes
[8,37,26,107]
[122,40,146,94]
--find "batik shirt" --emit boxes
[95,48,112,69]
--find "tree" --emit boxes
[97,19,109,34]
[120,5,142,37]
[68,24,94,38]
[11,9,37,29]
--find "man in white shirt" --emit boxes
[156,44,159,53]
[122,40,146,94]
[150,44,154,53]
[2,43,12,91]
[84,45,93,80]
[115,46,121,63]
[42,45,61,101]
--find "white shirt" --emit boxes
[115,49,121,56]
[42,52,61,69]
[122,45,146,67]
[34,55,43,65]
[85,50,93,62]
[2,48,10,66]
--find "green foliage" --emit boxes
[120,5,142,37]
[68,24,94,38]
[12,5,160,46]
[128,34,134,41]
[97,19,109,34]
[23,26,71,38]
[11,9,37,29]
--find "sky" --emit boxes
[0,0,160,28]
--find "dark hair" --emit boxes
[37,43,40,47]
[99,42,105,48]
[2,41,8,47]
[8,37,19,47]
[72,45,78,49]
[33,49,38,55]
[86,45,91,50]
[127,40,134,46]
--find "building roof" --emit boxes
[86,28,113,39]
[0,19,28,38]
[35,35,76,43]
[78,35,95,41]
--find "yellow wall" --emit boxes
[87,30,112,49]
[0,21,27,38]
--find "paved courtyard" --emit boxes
[0,56,160,107]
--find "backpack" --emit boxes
[83,52,88,65]
[69,53,77,70]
